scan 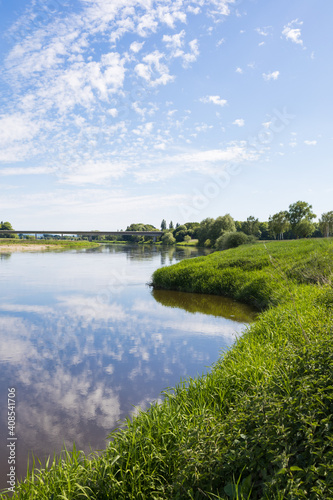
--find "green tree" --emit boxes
[241,216,260,237]
[161,232,176,245]
[161,219,167,231]
[210,214,236,246]
[125,223,158,242]
[173,224,188,242]
[268,211,290,240]
[258,222,270,240]
[288,201,316,237]
[169,221,174,230]
[197,218,214,246]
[0,221,15,239]
[319,211,333,237]
[294,219,315,239]
[184,222,200,239]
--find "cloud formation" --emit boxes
[282,19,304,45]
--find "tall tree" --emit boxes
[160,219,167,231]
[319,211,333,237]
[169,221,174,230]
[268,211,290,240]
[241,216,260,237]
[210,214,236,246]
[197,218,214,246]
[288,201,316,237]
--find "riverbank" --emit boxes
[1,238,332,499]
[0,239,100,251]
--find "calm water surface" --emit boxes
[0,245,256,489]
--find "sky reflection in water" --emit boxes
[0,245,256,487]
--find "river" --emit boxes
[0,244,256,490]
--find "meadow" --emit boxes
[1,238,332,499]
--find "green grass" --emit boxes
[0,238,100,249]
[1,238,333,499]
[176,239,199,247]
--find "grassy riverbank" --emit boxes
[0,239,100,250]
[1,239,333,499]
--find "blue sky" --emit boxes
[0,0,332,230]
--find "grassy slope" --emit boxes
[1,239,333,499]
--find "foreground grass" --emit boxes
[0,238,100,249]
[1,239,333,499]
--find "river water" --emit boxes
[0,244,256,490]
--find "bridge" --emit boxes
[0,230,164,242]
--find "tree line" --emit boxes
[1,201,332,247]
[159,201,333,248]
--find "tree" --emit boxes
[241,216,261,237]
[258,222,271,240]
[319,211,333,237]
[210,214,236,246]
[0,221,15,239]
[161,219,167,231]
[173,224,188,242]
[268,211,290,240]
[294,219,315,239]
[184,222,200,239]
[197,218,214,246]
[169,221,174,230]
[288,201,316,237]
[161,232,176,245]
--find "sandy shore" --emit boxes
[0,244,57,252]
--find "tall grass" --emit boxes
[1,238,333,499]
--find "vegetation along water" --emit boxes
[1,238,333,499]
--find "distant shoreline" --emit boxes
[0,239,100,252]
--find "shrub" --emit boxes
[216,231,249,250]
[161,232,176,245]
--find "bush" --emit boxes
[216,231,249,250]
[161,232,176,245]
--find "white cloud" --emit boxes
[132,122,154,136]
[236,67,243,74]
[0,166,56,176]
[59,161,129,185]
[263,71,280,81]
[108,108,118,118]
[255,26,272,37]
[130,41,145,53]
[233,119,245,127]
[200,95,227,107]
[163,30,185,49]
[163,32,200,67]
[0,113,41,145]
[282,19,303,45]
[172,145,257,164]
[135,50,174,86]
[304,140,317,146]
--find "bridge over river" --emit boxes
[0,230,163,242]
